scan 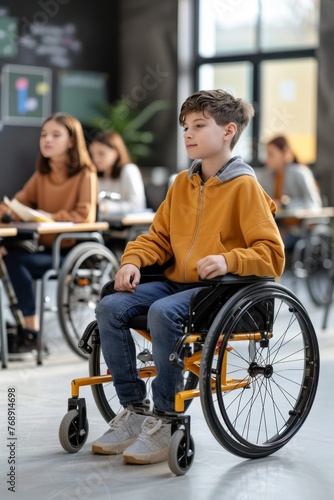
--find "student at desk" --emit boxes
[0,112,97,353]
[89,131,146,217]
[89,130,147,259]
[262,135,322,252]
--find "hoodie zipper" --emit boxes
[183,181,204,281]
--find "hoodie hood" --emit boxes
[188,156,257,184]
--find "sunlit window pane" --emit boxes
[260,0,320,50]
[198,62,253,162]
[259,58,318,165]
[198,0,259,57]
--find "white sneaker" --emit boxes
[92,409,147,455]
[123,416,171,464]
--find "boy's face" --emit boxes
[182,111,228,160]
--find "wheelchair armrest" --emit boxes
[101,280,116,298]
[101,273,167,298]
[199,273,275,285]
[100,268,168,299]
[100,260,173,298]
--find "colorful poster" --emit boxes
[1,64,52,125]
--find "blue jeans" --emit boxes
[4,247,67,316]
[95,280,203,413]
[4,248,54,316]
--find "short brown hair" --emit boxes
[179,89,254,150]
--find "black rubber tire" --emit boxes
[304,224,333,306]
[59,409,89,453]
[200,281,319,459]
[168,430,195,476]
[57,242,119,358]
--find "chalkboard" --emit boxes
[0,0,118,200]
[0,16,18,58]
[57,70,108,123]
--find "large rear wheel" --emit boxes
[57,242,119,358]
[200,282,319,459]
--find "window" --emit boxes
[261,0,319,51]
[259,58,318,164]
[195,0,320,166]
[198,61,253,160]
[198,0,259,57]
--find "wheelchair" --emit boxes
[55,241,119,359]
[59,273,320,476]
[53,220,151,360]
[291,222,333,306]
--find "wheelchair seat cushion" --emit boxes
[128,315,148,331]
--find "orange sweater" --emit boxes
[121,167,285,281]
[1,168,97,248]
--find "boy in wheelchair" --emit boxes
[92,89,285,465]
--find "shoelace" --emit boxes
[108,409,131,430]
[140,417,163,436]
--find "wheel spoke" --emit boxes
[200,282,319,458]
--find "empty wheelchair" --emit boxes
[59,274,319,476]
[292,222,333,306]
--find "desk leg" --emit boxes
[0,282,8,368]
[36,268,58,365]
[322,274,334,329]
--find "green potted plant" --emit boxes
[85,98,170,163]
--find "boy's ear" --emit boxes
[223,122,237,141]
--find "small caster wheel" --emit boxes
[168,429,195,476]
[59,409,89,453]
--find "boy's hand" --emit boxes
[114,264,140,292]
[197,255,227,280]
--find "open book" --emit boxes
[3,196,54,222]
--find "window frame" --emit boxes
[193,0,318,166]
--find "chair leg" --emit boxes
[322,277,334,329]
[322,264,334,329]
[35,269,58,365]
[0,283,8,368]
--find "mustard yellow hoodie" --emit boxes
[121,157,285,281]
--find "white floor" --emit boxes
[0,273,333,500]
